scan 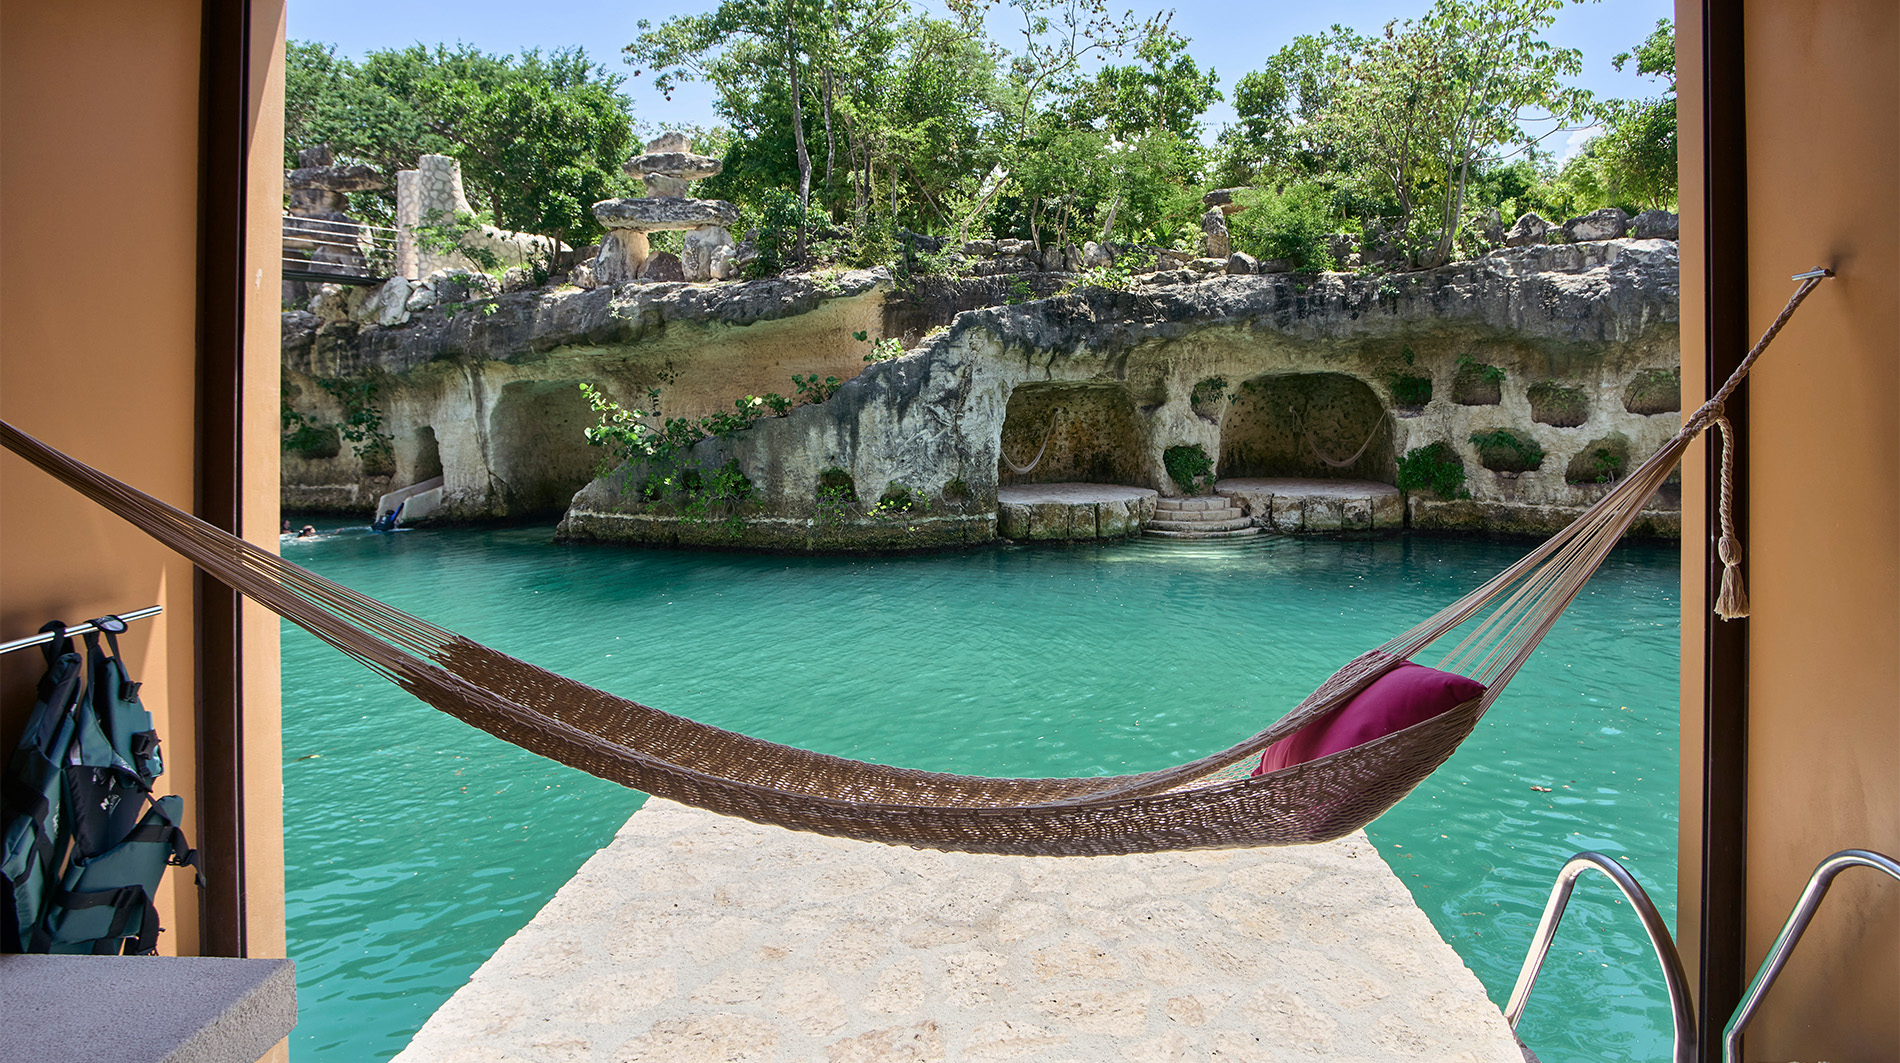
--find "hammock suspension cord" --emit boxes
[0,270,1830,856]
[1300,407,1391,470]
[1001,409,1060,474]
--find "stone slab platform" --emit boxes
[395,799,1524,1063]
[998,483,1158,541]
[1216,478,1404,534]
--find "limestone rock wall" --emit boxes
[559,239,1681,549]
[281,271,890,519]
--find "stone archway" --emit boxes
[1219,373,1395,482]
[998,383,1143,486]
[488,380,604,517]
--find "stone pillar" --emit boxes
[396,154,483,278]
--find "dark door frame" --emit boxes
[1697,0,1750,1057]
[196,0,253,958]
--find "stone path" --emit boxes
[395,799,1526,1063]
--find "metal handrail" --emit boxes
[1505,851,1696,1063]
[1723,848,1900,1063]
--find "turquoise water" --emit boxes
[281,525,1679,1062]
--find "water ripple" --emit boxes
[284,524,1678,1062]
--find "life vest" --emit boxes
[1,618,198,954]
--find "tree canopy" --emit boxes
[287,0,1676,276]
[285,43,636,244]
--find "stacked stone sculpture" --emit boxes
[592,133,742,284]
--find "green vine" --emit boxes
[1396,442,1469,500]
[316,376,393,474]
[1163,444,1217,494]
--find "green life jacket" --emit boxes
[1,618,198,955]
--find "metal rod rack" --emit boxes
[1505,851,1696,1063]
[0,605,163,656]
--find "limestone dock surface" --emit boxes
[394,799,1524,1062]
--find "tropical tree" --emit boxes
[1595,19,1676,209]
[1318,0,1592,266]
[284,43,636,244]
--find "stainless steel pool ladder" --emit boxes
[1721,848,1900,1063]
[1506,848,1900,1063]
[1504,851,1696,1063]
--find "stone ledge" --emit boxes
[997,483,1158,541]
[0,954,296,1063]
[1217,478,1404,534]
[394,799,1525,1063]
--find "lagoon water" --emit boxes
[281,524,1679,1062]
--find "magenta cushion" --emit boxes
[1254,662,1485,775]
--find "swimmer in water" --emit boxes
[298,525,318,538]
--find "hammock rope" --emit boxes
[1302,408,1391,470]
[1001,410,1060,475]
[0,270,1829,856]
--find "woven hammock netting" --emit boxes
[0,273,1828,857]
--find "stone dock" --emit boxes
[394,799,1527,1062]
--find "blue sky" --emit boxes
[289,0,1671,158]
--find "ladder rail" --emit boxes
[1722,848,1900,1063]
[1504,851,1696,1063]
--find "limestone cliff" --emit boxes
[281,270,890,518]
[557,239,1681,549]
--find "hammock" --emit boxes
[1001,409,1060,475]
[0,272,1827,857]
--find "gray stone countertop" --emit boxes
[395,799,1525,1062]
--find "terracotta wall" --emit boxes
[1678,0,1900,1057]
[0,0,287,986]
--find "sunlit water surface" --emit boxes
[282,524,1679,1062]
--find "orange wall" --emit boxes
[1678,0,1900,1056]
[0,0,287,980]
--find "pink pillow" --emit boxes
[1254,662,1485,775]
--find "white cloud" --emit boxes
[1559,125,1603,163]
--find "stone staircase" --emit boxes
[1143,496,1261,540]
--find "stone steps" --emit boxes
[1153,497,1232,512]
[1143,526,1262,540]
[1144,495,1261,540]
[1145,515,1256,533]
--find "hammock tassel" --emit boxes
[1712,412,1750,620]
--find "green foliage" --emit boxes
[1227,183,1339,271]
[1162,443,1216,494]
[1386,347,1432,406]
[746,187,806,278]
[286,42,636,244]
[1469,428,1545,472]
[316,377,393,474]
[280,398,341,459]
[763,392,794,415]
[1458,353,1506,386]
[791,374,842,404]
[853,330,904,362]
[1395,442,1468,500]
[873,483,920,517]
[1190,376,1228,412]
[1388,374,1433,406]
[815,467,858,527]
[677,460,755,535]
[415,210,505,273]
[1060,262,1138,294]
[1588,447,1623,483]
[1452,354,1506,405]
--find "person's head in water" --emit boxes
[298,525,317,538]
